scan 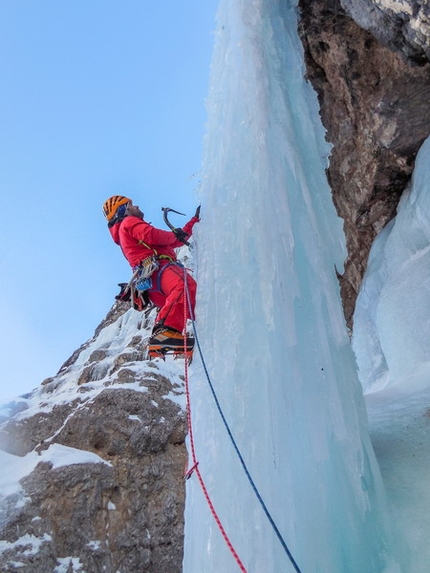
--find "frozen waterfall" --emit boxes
[183,0,398,572]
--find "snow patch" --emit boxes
[54,557,84,572]
[0,533,52,556]
[0,444,110,501]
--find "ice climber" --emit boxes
[103,195,199,354]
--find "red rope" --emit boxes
[182,272,247,573]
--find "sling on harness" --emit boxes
[116,257,182,312]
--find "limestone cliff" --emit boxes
[0,304,188,573]
[299,0,430,326]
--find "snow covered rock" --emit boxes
[0,303,187,573]
[340,0,430,64]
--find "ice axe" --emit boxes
[162,207,190,246]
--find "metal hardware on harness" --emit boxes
[139,256,159,280]
[134,256,159,291]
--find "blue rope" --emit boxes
[184,276,302,573]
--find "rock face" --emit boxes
[0,304,188,573]
[340,0,430,64]
[298,0,430,326]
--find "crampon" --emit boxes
[147,344,194,362]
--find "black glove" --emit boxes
[194,205,201,220]
[115,283,131,302]
[173,228,189,244]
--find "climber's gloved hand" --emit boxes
[173,228,189,243]
[194,205,201,221]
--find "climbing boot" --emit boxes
[147,327,194,356]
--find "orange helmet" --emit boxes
[102,195,131,222]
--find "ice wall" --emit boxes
[183,0,397,572]
[354,136,430,393]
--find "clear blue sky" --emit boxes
[0,1,218,401]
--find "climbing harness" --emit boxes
[182,271,303,573]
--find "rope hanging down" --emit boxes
[182,269,303,573]
[182,270,248,573]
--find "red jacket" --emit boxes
[109,215,198,268]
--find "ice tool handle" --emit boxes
[162,207,190,246]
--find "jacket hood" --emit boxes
[109,221,122,245]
